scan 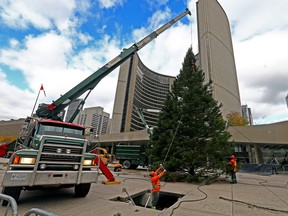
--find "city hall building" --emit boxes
[197,0,242,116]
[110,0,242,134]
[110,53,175,134]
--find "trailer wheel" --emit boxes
[122,160,131,169]
[1,187,22,206]
[74,183,91,197]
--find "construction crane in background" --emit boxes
[135,107,160,136]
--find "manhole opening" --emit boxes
[111,190,184,210]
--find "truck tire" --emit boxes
[1,187,22,206]
[122,160,131,169]
[74,183,91,197]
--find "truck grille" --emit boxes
[39,136,85,168]
[43,145,82,154]
[41,154,82,163]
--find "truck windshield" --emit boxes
[37,124,84,136]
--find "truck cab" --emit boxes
[1,117,100,205]
[20,118,86,148]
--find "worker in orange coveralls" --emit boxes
[114,163,122,172]
[227,155,238,184]
[149,165,166,209]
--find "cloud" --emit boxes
[0,31,88,119]
[218,0,288,123]
[138,23,193,75]
[148,7,171,30]
[0,32,72,78]
[8,38,20,48]
[0,72,35,119]
[132,7,195,75]
[98,0,124,9]
[233,28,288,123]
[0,0,77,32]
[0,27,123,120]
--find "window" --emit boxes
[37,123,84,136]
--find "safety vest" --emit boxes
[229,159,238,172]
[151,171,165,192]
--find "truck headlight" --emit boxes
[13,156,36,165]
[19,157,36,165]
[83,159,94,166]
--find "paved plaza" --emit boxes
[0,158,287,216]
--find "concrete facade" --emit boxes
[111,53,175,134]
[241,104,253,125]
[229,120,288,163]
[197,0,242,118]
[0,119,26,138]
[75,106,110,136]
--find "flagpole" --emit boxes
[31,85,42,117]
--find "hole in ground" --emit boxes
[111,190,184,211]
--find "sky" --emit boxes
[0,0,287,125]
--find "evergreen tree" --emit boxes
[149,47,231,180]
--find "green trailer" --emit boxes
[115,145,149,169]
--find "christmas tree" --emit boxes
[149,47,231,182]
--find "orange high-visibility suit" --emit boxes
[227,155,238,183]
[150,167,166,208]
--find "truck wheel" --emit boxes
[1,187,22,206]
[74,183,91,197]
[122,160,131,169]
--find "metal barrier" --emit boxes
[0,193,57,216]
[23,208,57,216]
[0,193,17,216]
[239,163,287,175]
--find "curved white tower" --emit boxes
[197,0,241,118]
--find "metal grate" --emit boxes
[40,154,82,163]
[43,145,82,154]
[39,137,85,166]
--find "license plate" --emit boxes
[11,173,27,181]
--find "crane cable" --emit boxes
[163,115,183,163]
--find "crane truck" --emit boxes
[1,9,191,204]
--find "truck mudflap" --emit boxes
[2,169,99,187]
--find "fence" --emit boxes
[239,163,288,175]
[0,193,57,216]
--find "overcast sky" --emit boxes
[0,0,287,125]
